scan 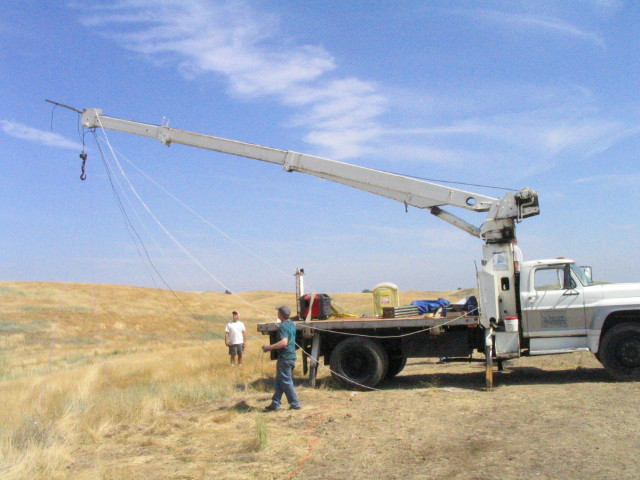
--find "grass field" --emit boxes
[1,281,638,480]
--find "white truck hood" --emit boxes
[587,283,640,300]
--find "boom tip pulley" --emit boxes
[45,99,83,114]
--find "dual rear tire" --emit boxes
[329,338,406,389]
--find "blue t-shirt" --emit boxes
[277,320,297,360]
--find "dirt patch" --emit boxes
[286,354,639,480]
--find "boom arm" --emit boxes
[81,108,539,240]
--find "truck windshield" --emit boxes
[570,263,594,286]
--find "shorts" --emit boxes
[229,344,244,355]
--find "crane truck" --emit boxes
[78,107,640,390]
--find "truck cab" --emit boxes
[518,258,640,379]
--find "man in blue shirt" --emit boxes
[262,305,302,411]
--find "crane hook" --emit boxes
[79,152,88,181]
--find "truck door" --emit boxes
[521,264,587,337]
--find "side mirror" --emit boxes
[580,265,592,281]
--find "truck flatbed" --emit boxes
[257,313,479,333]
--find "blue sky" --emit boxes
[1,0,639,294]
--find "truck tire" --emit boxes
[386,354,407,378]
[330,337,388,389]
[599,323,640,381]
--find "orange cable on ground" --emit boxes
[284,405,333,480]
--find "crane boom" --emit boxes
[81,108,538,240]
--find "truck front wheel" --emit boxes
[599,323,640,381]
[330,338,388,389]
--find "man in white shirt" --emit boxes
[225,311,246,366]
[512,238,523,272]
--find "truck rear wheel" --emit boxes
[599,323,640,381]
[330,337,388,389]
[386,354,407,378]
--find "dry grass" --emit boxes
[250,414,269,451]
[1,281,392,479]
[2,281,638,480]
[0,344,243,477]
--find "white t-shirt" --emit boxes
[513,244,523,269]
[225,321,246,345]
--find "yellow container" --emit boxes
[372,282,399,316]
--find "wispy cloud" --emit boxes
[0,120,82,150]
[476,9,605,47]
[77,0,386,159]
[375,102,636,179]
[573,172,640,186]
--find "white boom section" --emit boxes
[82,109,497,236]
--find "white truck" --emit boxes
[78,106,640,390]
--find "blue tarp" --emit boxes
[461,296,479,314]
[411,298,451,314]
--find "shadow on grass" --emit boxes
[379,366,615,392]
[493,365,613,385]
[232,400,256,413]
[244,375,318,391]
[244,377,274,392]
[237,359,616,394]
[214,399,261,414]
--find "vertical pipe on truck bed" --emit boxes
[485,328,494,391]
